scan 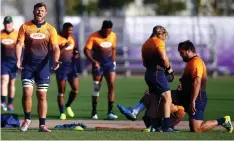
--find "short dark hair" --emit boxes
[63,22,73,30]
[178,40,196,53]
[34,2,47,11]
[101,20,113,29]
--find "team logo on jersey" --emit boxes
[30,33,46,39]
[1,39,14,45]
[100,42,112,48]
[64,44,74,50]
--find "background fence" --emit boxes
[1,16,234,76]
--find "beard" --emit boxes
[183,57,189,62]
[34,14,45,23]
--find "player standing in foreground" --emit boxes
[84,20,118,120]
[56,22,80,120]
[1,16,18,112]
[16,2,60,132]
[140,25,175,132]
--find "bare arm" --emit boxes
[51,43,60,63]
[73,39,80,59]
[112,48,116,62]
[73,46,79,59]
[16,41,24,62]
[16,41,24,70]
[84,48,96,64]
[191,77,201,103]
[158,50,170,69]
[190,76,201,114]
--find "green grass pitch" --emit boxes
[1,75,234,139]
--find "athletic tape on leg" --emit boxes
[36,84,49,92]
[92,91,99,96]
[94,81,100,91]
[22,79,34,87]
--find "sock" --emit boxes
[108,101,114,114]
[132,102,145,115]
[142,115,151,128]
[65,91,77,107]
[59,104,65,113]
[1,96,6,103]
[8,97,14,105]
[152,118,162,129]
[217,118,225,125]
[24,112,31,120]
[39,118,46,126]
[163,117,170,129]
[92,101,97,114]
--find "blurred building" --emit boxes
[1,0,234,75]
[1,0,20,16]
[2,0,234,17]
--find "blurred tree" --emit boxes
[143,0,186,15]
[65,0,134,16]
[66,0,100,16]
[98,0,134,9]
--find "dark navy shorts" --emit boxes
[21,62,50,85]
[144,69,170,95]
[56,63,78,81]
[92,62,115,76]
[1,61,17,79]
[190,91,207,120]
[171,90,207,120]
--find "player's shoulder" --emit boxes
[13,29,18,34]
[142,38,151,46]
[21,21,33,27]
[45,22,56,31]
[57,34,63,39]
[88,31,99,39]
[110,31,116,37]
[70,35,76,40]
[193,56,204,63]
[1,29,5,34]
[191,56,205,66]
[91,31,99,37]
[154,37,165,45]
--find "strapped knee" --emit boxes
[71,89,78,94]
[94,81,101,91]
[22,79,34,88]
[58,93,64,96]
[36,84,49,92]
[92,91,99,96]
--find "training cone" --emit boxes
[74,126,84,131]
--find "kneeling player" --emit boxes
[118,90,185,132]
[118,40,233,133]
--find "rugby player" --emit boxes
[56,22,79,120]
[118,90,185,132]
[1,16,18,112]
[84,20,118,120]
[140,25,175,132]
[175,40,233,133]
[16,2,60,132]
[118,40,233,133]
